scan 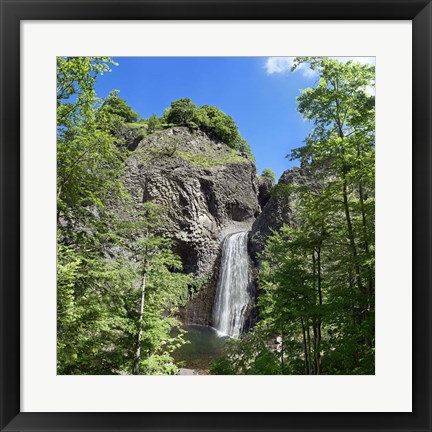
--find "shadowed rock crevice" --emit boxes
[199,177,219,220]
[178,246,223,325]
[172,239,199,275]
[257,176,272,210]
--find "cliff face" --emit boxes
[249,166,312,260]
[121,127,260,324]
[257,176,272,209]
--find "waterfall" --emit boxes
[212,231,252,338]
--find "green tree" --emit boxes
[261,168,276,185]
[57,57,127,373]
[291,57,375,323]
[259,221,326,375]
[57,203,193,375]
[108,203,193,375]
[162,99,252,154]
[164,98,197,126]
[195,105,244,150]
[57,57,127,229]
[57,243,130,375]
[147,113,161,133]
[56,58,192,376]
[101,90,139,123]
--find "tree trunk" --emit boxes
[312,250,320,374]
[133,271,147,375]
[358,180,373,315]
[342,173,364,295]
[356,141,373,316]
[316,246,322,374]
[280,330,285,375]
[335,103,364,297]
[306,321,314,374]
[301,318,309,375]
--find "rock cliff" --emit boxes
[249,166,313,260]
[257,176,272,210]
[121,127,260,324]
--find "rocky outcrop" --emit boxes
[123,127,259,275]
[121,127,260,324]
[180,248,222,325]
[257,176,272,209]
[249,166,313,260]
[114,123,146,151]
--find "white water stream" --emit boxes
[212,231,252,338]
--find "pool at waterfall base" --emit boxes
[172,325,229,374]
[174,231,253,374]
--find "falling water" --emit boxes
[212,231,252,338]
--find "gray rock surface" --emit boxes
[121,127,260,324]
[123,127,259,275]
[179,368,197,375]
[115,123,146,151]
[257,176,273,209]
[249,166,313,260]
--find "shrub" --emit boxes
[261,168,277,185]
[162,99,252,155]
[164,98,197,126]
[102,91,139,123]
[209,358,236,375]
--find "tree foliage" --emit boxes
[195,105,248,151]
[163,98,198,126]
[162,98,252,154]
[57,58,194,375]
[101,90,139,123]
[57,57,126,229]
[261,168,277,185]
[147,113,161,132]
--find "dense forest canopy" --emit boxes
[57,56,375,375]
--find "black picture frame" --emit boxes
[1,1,430,431]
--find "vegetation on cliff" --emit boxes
[117,97,253,156]
[260,168,277,186]
[162,98,252,155]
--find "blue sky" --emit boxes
[94,57,373,180]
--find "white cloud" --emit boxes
[301,66,318,78]
[265,57,319,78]
[264,57,295,74]
[265,56,375,78]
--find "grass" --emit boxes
[133,147,248,169]
[176,150,246,168]
[125,122,148,130]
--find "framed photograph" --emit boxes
[1,0,431,431]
